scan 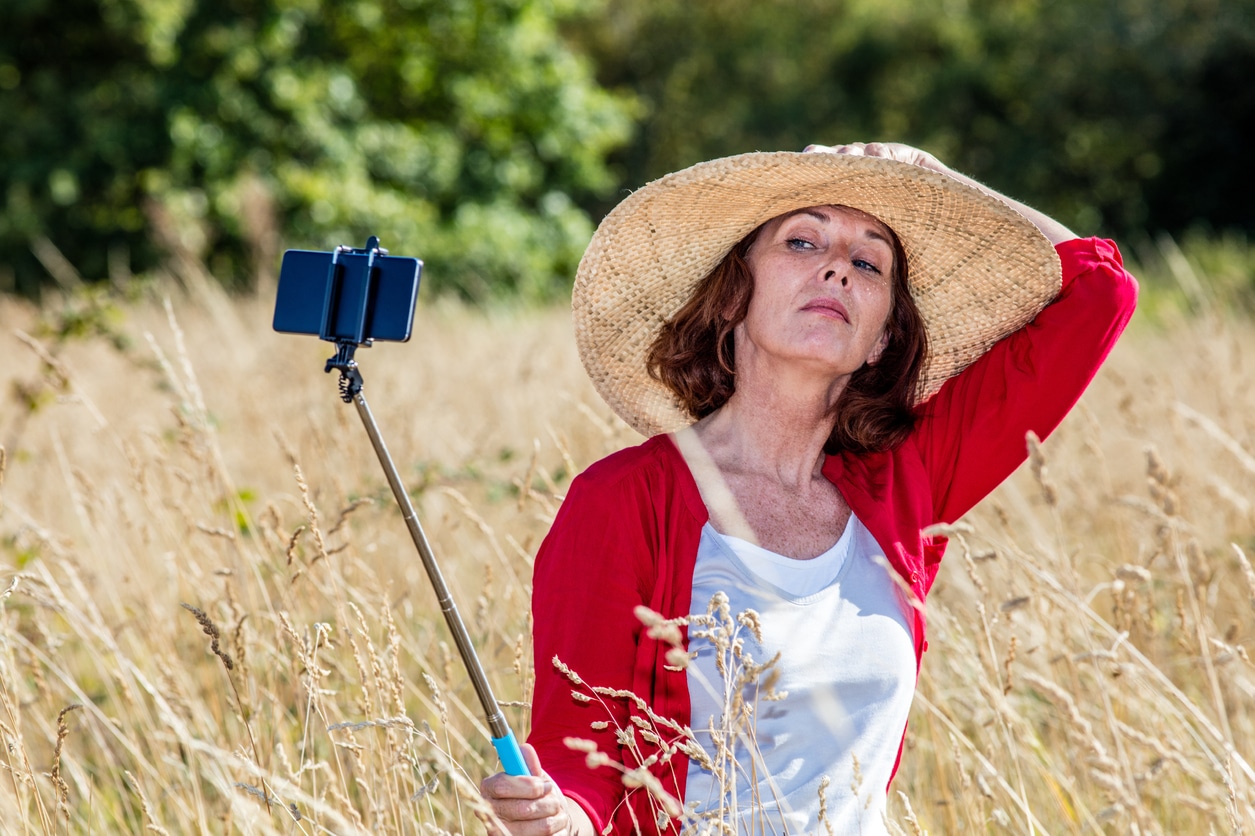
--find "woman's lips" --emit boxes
[802,297,850,322]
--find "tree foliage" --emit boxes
[568,0,1254,241]
[0,0,634,298]
[2,0,1251,298]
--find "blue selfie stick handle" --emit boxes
[492,728,531,776]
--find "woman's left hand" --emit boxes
[804,141,951,175]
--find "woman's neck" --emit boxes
[690,366,846,489]
[675,367,853,554]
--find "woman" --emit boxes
[481,142,1137,834]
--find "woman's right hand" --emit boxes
[479,743,594,836]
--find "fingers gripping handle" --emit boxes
[492,729,531,777]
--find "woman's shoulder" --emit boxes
[565,434,706,519]
[574,434,682,488]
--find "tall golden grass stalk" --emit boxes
[0,277,1252,832]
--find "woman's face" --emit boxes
[736,205,896,383]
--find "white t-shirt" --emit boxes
[684,516,917,835]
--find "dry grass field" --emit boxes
[1,255,1253,834]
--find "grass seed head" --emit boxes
[51,703,82,818]
[180,603,234,670]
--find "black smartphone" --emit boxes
[273,245,422,343]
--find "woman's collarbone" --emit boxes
[716,480,850,560]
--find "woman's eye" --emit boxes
[786,238,816,251]
[853,258,882,275]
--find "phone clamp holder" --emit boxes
[317,236,388,403]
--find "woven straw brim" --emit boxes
[573,151,1061,438]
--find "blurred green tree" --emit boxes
[0,0,635,299]
[568,0,1254,241]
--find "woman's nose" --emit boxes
[822,268,850,287]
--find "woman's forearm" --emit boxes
[938,167,1078,246]
[804,142,1079,245]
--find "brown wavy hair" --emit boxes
[645,218,928,455]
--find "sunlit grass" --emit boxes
[0,245,1252,832]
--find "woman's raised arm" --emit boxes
[805,142,1078,244]
[807,142,1136,520]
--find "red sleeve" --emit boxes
[913,237,1138,523]
[528,466,658,832]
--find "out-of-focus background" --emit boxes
[3,1,1255,834]
[2,0,1252,301]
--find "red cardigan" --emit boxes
[529,238,1138,834]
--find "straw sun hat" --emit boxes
[573,150,1062,438]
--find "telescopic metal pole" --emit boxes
[337,358,529,777]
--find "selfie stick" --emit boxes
[310,238,529,777]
